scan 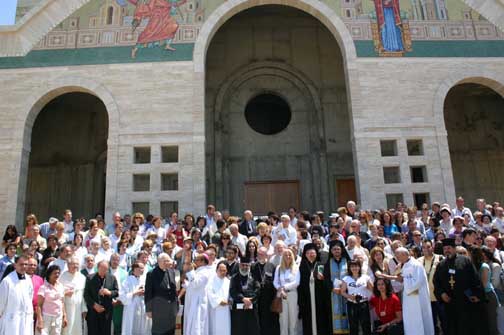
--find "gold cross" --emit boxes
[449,275,455,290]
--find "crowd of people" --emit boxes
[0,197,504,335]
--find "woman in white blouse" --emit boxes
[273,248,300,335]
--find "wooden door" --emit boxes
[244,180,300,215]
[336,178,357,207]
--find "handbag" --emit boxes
[271,296,283,313]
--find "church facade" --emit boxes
[1,0,504,226]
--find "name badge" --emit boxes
[380,311,386,316]
[265,272,272,276]
[448,269,456,274]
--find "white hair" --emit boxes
[347,235,357,243]
[158,252,172,263]
[274,240,286,247]
[229,223,239,231]
[68,256,80,264]
[90,238,101,246]
[244,210,253,216]
[280,214,290,221]
[395,247,409,256]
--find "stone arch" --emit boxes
[432,73,504,205]
[194,0,362,209]
[0,0,92,57]
[7,76,120,226]
[433,73,504,132]
[193,0,357,73]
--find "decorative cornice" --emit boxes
[463,0,504,32]
[0,0,91,57]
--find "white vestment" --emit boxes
[0,271,34,335]
[184,265,212,335]
[207,276,231,335]
[60,271,87,335]
[120,275,151,335]
[401,258,434,335]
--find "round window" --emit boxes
[244,93,291,135]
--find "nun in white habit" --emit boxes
[207,261,231,335]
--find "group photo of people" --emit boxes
[1,197,504,335]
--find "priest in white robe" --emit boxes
[207,261,231,335]
[183,253,213,335]
[120,262,151,335]
[60,256,87,335]
[395,247,434,335]
[0,256,34,335]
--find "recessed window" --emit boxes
[380,140,397,157]
[132,202,149,216]
[413,193,430,209]
[386,193,404,210]
[161,173,179,191]
[407,139,424,156]
[245,93,291,135]
[134,147,151,164]
[410,166,427,183]
[383,166,401,184]
[161,201,178,218]
[133,174,150,192]
[161,146,179,163]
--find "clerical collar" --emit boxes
[16,272,26,280]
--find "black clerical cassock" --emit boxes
[251,260,279,335]
[298,243,330,335]
[84,272,119,335]
[145,265,178,335]
[230,257,261,335]
[433,238,484,335]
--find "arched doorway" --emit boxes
[444,83,504,205]
[25,92,109,220]
[205,5,355,215]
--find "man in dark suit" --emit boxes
[84,260,119,335]
[145,253,178,335]
[239,210,257,237]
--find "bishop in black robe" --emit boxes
[230,258,261,335]
[433,238,484,335]
[298,243,330,335]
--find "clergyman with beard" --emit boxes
[433,238,483,335]
[230,256,261,335]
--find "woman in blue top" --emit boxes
[380,211,398,238]
[471,246,499,335]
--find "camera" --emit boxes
[354,294,363,303]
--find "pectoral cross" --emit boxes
[449,275,455,290]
